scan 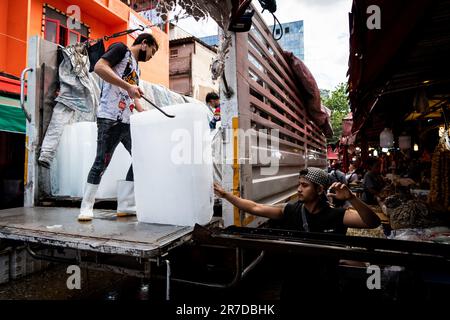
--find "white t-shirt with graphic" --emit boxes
[97,42,140,124]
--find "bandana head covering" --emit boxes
[299,167,330,189]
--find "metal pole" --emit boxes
[20,67,33,122]
[165,259,171,301]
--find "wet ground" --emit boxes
[0,252,283,301]
[1,248,449,302]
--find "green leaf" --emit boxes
[322,82,350,144]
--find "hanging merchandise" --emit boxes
[380,128,394,148]
[429,135,450,210]
[441,108,450,150]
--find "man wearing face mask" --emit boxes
[78,33,159,221]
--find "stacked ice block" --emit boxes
[51,121,131,199]
[130,103,214,226]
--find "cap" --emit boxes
[299,167,330,188]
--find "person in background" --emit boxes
[346,163,359,184]
[329,162,347,185]
[362,157,385,205]
[407,159,421,182]
[327,160,333,173]
[353,157,364,180]
[205,92,221,130]
[328,162,348,207]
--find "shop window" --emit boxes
[44,19,84,47]
[43,5,89,47]
[44,18,59,44]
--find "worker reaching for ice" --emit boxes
[214,167,381,233]
[78,33,159,221]
[214,167,381,302]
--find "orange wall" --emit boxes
[124,11,169,86]
[0,0,29,78]
[1,0,168,86]
[0,1,8,73]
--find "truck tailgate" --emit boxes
[0,207,214,258]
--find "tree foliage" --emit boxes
[321,83,350,144]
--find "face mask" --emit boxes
[138,49,147,62]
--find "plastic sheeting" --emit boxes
[55,46,101,114]
[140,82,186,110]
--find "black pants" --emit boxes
[87,118,133,185]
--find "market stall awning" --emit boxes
[405,100,445,121]
[348,0,450,133]
[0,97,26,134]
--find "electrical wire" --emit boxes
[257,0,283,40]
[271,13,283,41]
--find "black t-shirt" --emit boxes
[362,171,384,205]
[276,201,347,302]
[101,42,129,67]
[280,200,347,235]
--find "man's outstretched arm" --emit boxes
[214,183,284,220]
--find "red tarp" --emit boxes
[283,51,333,138]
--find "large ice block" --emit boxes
[131,103,214,226]
[51,121,132,199]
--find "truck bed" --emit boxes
[0,207,218,258]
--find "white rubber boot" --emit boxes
[78,183,99,221]
[116,180,136,217]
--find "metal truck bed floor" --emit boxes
[0,207,214,258]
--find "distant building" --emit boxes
[199,20,305,61]
[269,20,304,61]
[169,24,219,102]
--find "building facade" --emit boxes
[169,24,218,102]
[200,20,305,61]
[270,20,304,61]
